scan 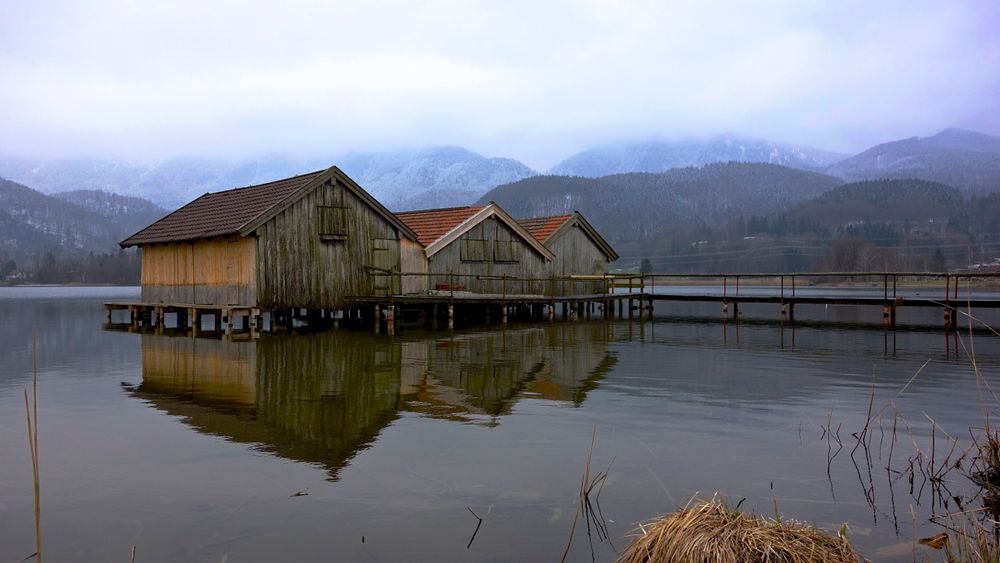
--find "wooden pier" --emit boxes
[105,271,1000,337]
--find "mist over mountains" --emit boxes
[0,146,536,211]
[1,128,997,213]
[825,128,1000,192]
[549,135,846,177]
[2,127,1000,280]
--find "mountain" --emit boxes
[643,178,1000,274]
[337,146,536,210]
[549,135,846,177]
[0,147,537,210]
[52,189,167,239]
[0,179,129,262]
[825,129,1000,193]
[479,162,843,245]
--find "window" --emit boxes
[317,205,348,242]
[460,225,488,262]
[493,225,519,263]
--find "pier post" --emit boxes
[502,305,508,325]
[944,307,957,331]
[883,304,897,329]
[548,303,555,321]
[448,304,454,330]
[189,308,199,337]
[781,303,794,323]
[386,306,395,335]
[374,304,381,334]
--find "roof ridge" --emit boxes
[519,213,574,222]
[205,168,327,196]
[395,204,486,215]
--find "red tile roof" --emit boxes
[395,206,486,246]
[121,171,325,246]
[519,214,573,243]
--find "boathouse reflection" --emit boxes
[131,325,615,478]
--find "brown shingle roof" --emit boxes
[394,206,486,246]
[120,170,324,246]
[519,214,573,243]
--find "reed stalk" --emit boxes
[22,331,41,562]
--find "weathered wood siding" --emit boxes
[427,216,547,295]
[254,178,403,309]
[546,223,611,296]
[140,237,257,305]
[400,238,428,294]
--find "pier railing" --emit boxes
[369,269,1000,302]
[366,269,646,301]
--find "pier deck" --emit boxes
[104,271,1000,336]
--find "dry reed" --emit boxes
[23,331,42,562]
[615,496,862,563]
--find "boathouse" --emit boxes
[120,166,421,309]
[395,203,555,295]
[519,212,619,295]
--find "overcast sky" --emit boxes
[1,0,998,169]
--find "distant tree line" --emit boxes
[0,248,140,285]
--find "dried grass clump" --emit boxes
[616,497,861,563]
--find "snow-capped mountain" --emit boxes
[549,134,847,177]
[0,147,537,210]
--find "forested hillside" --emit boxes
[0,178,160,283]
[480,162,843,245]
[633,179,1000,273]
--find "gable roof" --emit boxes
[519,212,619,261]
[394,206,486,246]
[396,203,555,261]
[519,214,573,243]
[120,166,417,247]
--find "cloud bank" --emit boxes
[1,0,997,168]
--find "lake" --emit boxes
[1,286,998,562]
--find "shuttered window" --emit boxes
[317,205,348,242]
[460,225,488,262]
[493,225,519,263]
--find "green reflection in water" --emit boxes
[132,324,616,479]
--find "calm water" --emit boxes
[1,287,999,562]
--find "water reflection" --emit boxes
[131,324,616,478]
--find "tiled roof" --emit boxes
[519,214,573,243]
[121,171,324,246]
[395,206,486,246]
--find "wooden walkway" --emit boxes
[104,271,1000,336]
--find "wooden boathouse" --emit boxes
[116,165,421,330]
[519,212,619,295]
[394,203,556,296]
